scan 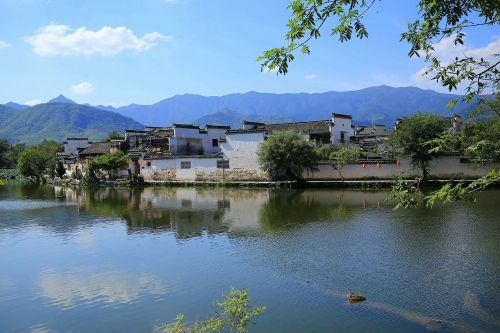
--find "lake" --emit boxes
[0,184,499,333]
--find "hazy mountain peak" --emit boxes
[48,95,76,104]
[4,102,29,110]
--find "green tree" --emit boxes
[87,151,129,180]
[165,288,265,333]
[391,113,449,180]
[106,131,123,141]
[257,131,319,181]
[0,139,9,168]
[17,148,49,181]
[258,0,499,102]
[329,146,361,180]
[15,140,62,181]
[6,143,26,167]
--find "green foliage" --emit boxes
[0,103,142,144]
[106,131,123,141]
[0,139,9,168]
[0,179,4,186]
[460,118,500,164]
[257,130,319,181]
[391,113,449,180]
[164,288,265,333]
[15,140,62,181]
[6,143,27,167]
[385,177,422,210]
[85,151,129,183]
[17,148,50,180]
[259,0,499,101]
[425,169,500,207]
[89,151,128,172]
[328,146,361,180]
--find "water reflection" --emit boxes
[39,267,165,309]
[1,184,499,333]
[51,186,390,238]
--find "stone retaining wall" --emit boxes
[196,168,267,181]
[143,168,177,181]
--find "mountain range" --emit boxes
[1,86,479,144]
[102,86,476,126]
[0,101,142,144]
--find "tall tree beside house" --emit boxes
[258,0,499,102]
[391,113,449,181]
[257,130,319,181]
[16,140,62,181]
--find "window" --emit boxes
[212,138,219,147]
[146,161,151,167]
[181,161,191,169]
[217,160,230,169]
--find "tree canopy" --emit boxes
[16,140,62,181]
[258,0,499,102]
[257,131,319,181]
[391,113,449,180]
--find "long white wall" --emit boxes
[306,156,499,180]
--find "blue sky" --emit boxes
[0,0,498,106]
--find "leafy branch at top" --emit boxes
[259,0,500,101]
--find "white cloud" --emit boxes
[304,73,316,80]
[25,99,43,106]
[0,40,11,49]
[432,35,500,63]
[71,81,94,95]
[411,35,500,84]
[25,24,171,56]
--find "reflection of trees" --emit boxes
[258,189,358,230]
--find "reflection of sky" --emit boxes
[39,267,165,309]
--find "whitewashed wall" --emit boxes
[220,132,265,169]
[204,128,227,155]
[331,115,354,144]
[142,157,220,181]
[306,156,499,180]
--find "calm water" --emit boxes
[0,184,499,333]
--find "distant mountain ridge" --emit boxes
[0,100,142,144]
[94,86,477,127]
[1,86,481,144]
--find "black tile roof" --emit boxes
[78,142,112,156]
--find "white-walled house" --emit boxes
[331,113,354,144]
[204,125,230,155]
[140,129,268,182]
[219,129,266,169]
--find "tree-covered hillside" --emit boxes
[0,103,143,144]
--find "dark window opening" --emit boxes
[212,138,219,147]
[217,160,230,169]
[181,161,191,169]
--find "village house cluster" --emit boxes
[58,112,463,182]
